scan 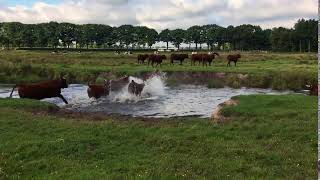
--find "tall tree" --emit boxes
[271,27,294,52]
[170,29,185,49]
[59,23,76,48]
[159,29,172,49]
[116,25,135,49]
[187,25,203,49]
[146,28,158,48]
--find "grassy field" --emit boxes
[0,95,317,179]
[0,50,317,88]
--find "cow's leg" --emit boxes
[227,61,230,67]
[234,61,237,67]
[58,94,68,104]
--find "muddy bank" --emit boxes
[211,99,239,123]
[154,71,314,91]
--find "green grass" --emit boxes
[0,50,317,87]
[0,95,317,179]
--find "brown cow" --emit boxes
[137,54,149,64]
[203,52,219,66]
[87,82,110,99]
[306,84,318,96]
[9,77,69,104]
[148,54,166,67]
[128,80,145,96]
[170,54,188,65]
[191,54,203,66]
[191,53,219,66]
[227,54,241,67]
[107,76,130,92]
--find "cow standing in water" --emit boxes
[170,54,188,65]
[227,54,241,67]
[128,80,145,96]
[107,76,130,92]
[87,81,110,99]
[9,77,69,104]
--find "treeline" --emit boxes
[0,19,317,52]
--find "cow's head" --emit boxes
[60,77,68,88]
[237,54,241,58]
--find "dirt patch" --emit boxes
[211,99,239,123]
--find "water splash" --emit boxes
[108,73,167,103]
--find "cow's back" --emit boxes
[18,85,62,99]
[87,85,108,98]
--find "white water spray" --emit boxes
[108,73,167,103]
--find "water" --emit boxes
[0,75,295,118]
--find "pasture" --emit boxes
[0,50,317,179]
[0,50,317,86]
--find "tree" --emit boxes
[187,25,203,49]
[116,25,135,49]
[271,27,294,52]
[293,19,318,52]
[202,24,221,50]
[170,29,185,49]
[59,23,76,48]
[159,29,172,49]
[0,19,316,52]
[21,24,37,47]
[46,22,60,48]
[34,23,49,47]
[146,28,158,48]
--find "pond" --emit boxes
[0,75,296,118]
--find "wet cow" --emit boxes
[128,80,145,96]
[107,76,130,92]
[9,77,69,104]
[227,54,241,67]
[170,54,188,65]
[87,82,110,99]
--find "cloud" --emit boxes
[0,0,317,30]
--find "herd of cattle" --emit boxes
[8,73,318,105]
[5,51,318,104]
[137,52,241,67]
[9,74,152,104]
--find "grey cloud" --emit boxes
[0,0,316,30]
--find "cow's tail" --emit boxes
[9,85,17,98]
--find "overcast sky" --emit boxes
[0,0,317,31]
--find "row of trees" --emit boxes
[0,19,317,52]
